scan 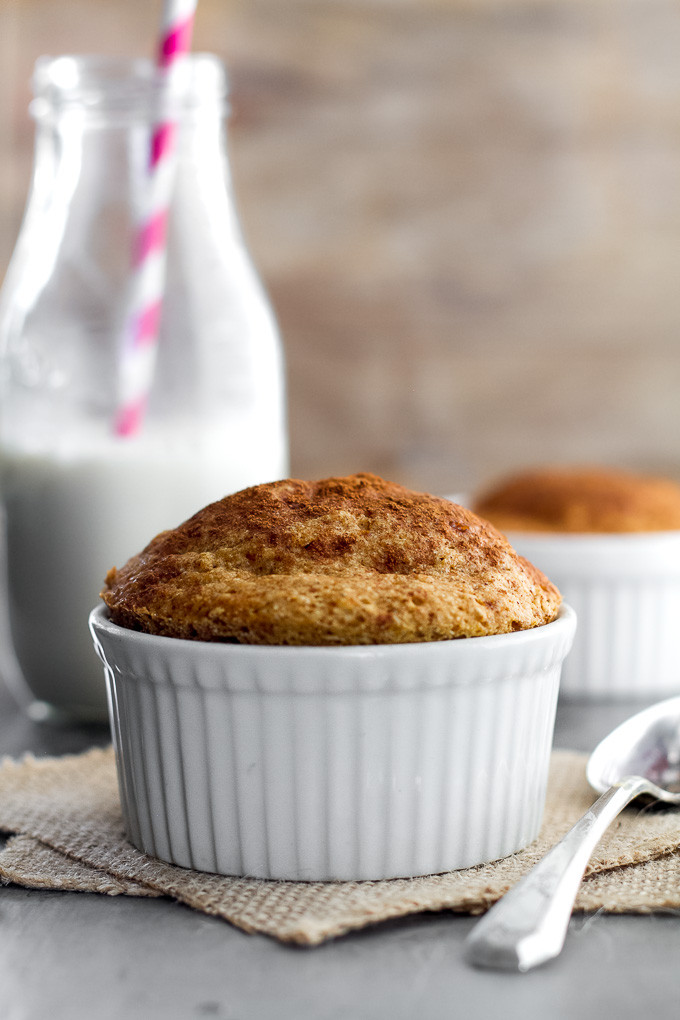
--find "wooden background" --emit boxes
[2,0,680,497]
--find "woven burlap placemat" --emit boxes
[0,747,679,945]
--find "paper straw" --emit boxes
[114,0,197,438]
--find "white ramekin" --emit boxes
[89,603,575,881]
[507,531,680,699]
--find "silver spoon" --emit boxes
[464,695,680,972]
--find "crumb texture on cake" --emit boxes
[474,466,680,534]
[102,472,561,645]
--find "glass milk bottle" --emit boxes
[0,55,288,722]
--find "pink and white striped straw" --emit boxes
[114,0,197,438]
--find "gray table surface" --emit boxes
[1,677,679,1020]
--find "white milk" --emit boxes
[0,437,286,721]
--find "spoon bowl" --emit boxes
[465,695,680,972]
[587,696,680,800]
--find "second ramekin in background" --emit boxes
[90,603,575,882]
[506,531,680,699]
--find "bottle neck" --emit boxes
[30,95,232,187]
[31,54,228,125]
[23,55,237,250]
[4,52,243,353]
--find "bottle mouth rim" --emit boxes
[31,54,228,119]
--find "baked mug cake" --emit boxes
[474,466,680,698]
[91,473,575,880]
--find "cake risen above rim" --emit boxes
[474,466,680,534]
[101,472,561,645]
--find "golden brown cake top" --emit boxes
[474,466,680,534]
[102,472,561,645]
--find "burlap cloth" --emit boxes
[0,746,679,945]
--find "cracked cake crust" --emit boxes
[102,472,561,644]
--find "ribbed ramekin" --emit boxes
[506,532,680,699]
[89,603,575,881]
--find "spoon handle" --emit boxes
[464,775,650,972]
